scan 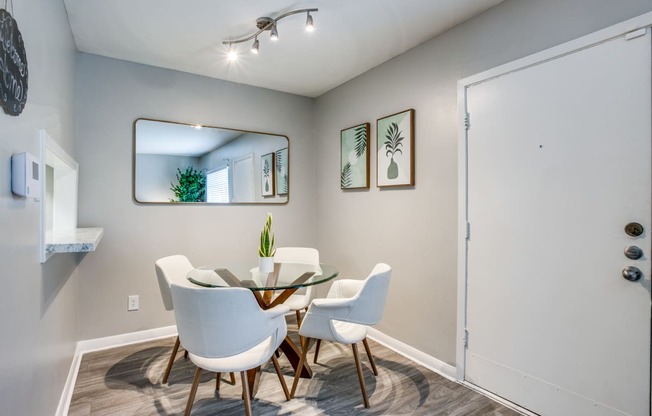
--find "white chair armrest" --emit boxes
[327,279,364,299]
[311,297,356,309]
[263,304,290,319]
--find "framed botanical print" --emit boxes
[376,109,414,187]
[261,152,275,197]
[340,122,370,189]
[275,147,288,195]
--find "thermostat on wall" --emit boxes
[11,152,40,198]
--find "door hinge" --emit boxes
[464,112,471,130]
[625,28,646,41]
[464,329,469,347]
[466,222,471,240]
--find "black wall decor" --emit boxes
[0,8,27,116]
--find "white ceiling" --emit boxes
[64,0,503,97]
[136,120,243,156]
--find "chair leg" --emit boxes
[216,372,237,390]
[352,343,370,408]
[241,371,253,416]
[295,310,303,328]
[313,339,322,364]
[362,338,378,376]
[184,349,189,359]
[162,336,181,384]
[290,337,311,398]
[184,367,202,416]
[271,353,291,400]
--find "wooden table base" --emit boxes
[214,268,317,398]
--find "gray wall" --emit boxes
[135,154,199,202]
[0,0,78,414]
[313,0,652,365]
[75,54,316,340]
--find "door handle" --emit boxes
[622,266,642,282]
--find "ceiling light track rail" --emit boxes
[223,8,318,58]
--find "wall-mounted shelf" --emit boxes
[39,130,103,262]
[45,227,104,256]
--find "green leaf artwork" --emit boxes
[340,123,370,189]
[275,148,288,195]
[341,162,352,188]
[354,125,367,158]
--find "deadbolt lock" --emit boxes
[625,222,644,237]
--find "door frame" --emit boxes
[456,11,652,383]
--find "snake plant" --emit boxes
[258,213,276,257]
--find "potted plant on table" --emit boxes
[258,213,276,273]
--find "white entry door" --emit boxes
[463,29,651,415]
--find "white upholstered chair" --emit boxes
[170,283,291,416]
[290,263,392,408]
[155,255,236,385]
[155,255,194,384]
[273,247,320,327]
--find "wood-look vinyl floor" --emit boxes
[68,320,523,416]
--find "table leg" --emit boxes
[280,335,312,378]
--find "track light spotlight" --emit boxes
[306,12,314,32]
[251,37,259,54]
[227,45,237,61]
[270,23,279,41]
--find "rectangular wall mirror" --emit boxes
[133,119,289,204]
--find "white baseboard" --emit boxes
[55,325,178,416]
[366,328,531,415]
[366,327,457,381]
[55,343,84,416]
[57,325,529,416]
[75,325,178,354]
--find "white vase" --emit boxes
[259,256,275,274]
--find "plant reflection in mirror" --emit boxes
[170,166,206,202]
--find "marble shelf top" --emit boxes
[45,227,104,255]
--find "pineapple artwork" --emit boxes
[376,109,414,187]
[261,152,275,197]
[264,159,270,191]
[384,122,403,179]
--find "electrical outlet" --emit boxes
[128,295,139,311]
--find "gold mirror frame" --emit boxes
[133,118,289,204]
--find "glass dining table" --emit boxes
[186,262,338,396]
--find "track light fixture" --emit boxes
[223,8,318,59]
